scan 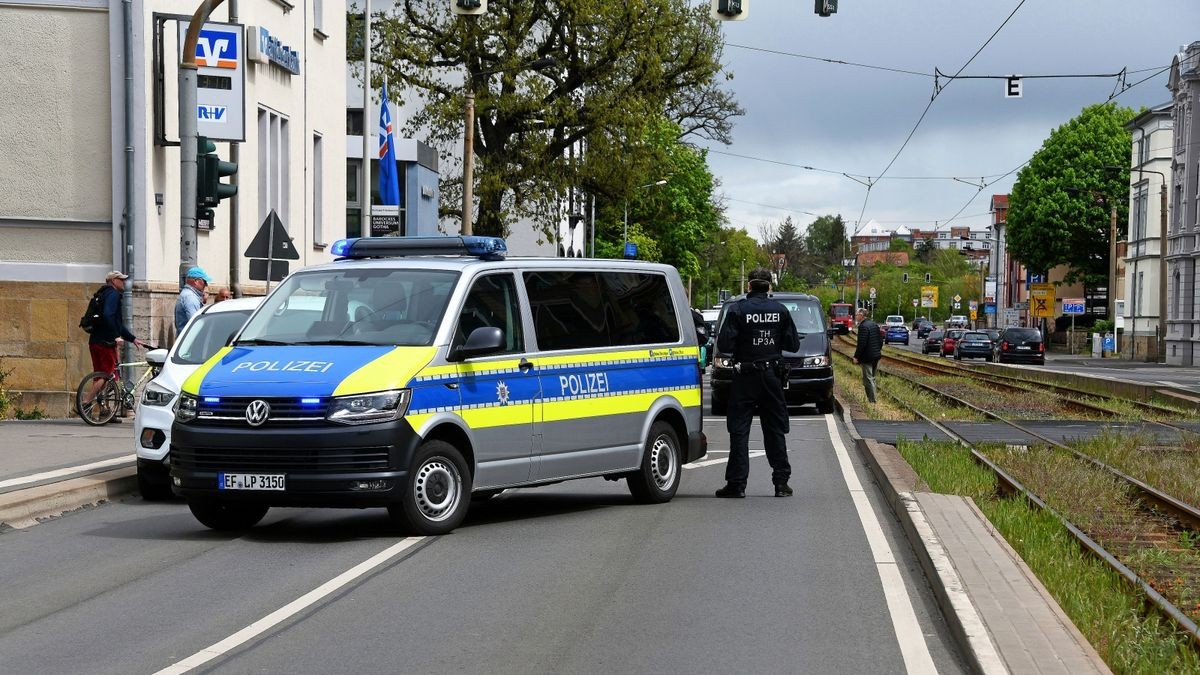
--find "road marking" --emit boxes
[154,537,425,674]
[0,455,134,490]
[684,451,764,469]
[825,414,938,674]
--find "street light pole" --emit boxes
[622,179,668,254]
[1108,201,1118,328]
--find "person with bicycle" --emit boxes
[81,271,145,417]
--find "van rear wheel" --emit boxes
[389,440,472,535]
[627,421,681,504]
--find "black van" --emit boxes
[709,292,835,415]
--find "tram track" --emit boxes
[831,343,1200,644]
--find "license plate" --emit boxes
[219,472,285,491]
[1017,345,1031,350]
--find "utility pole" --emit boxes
[179,0,226,285]
[362,0,372,234]
[462,87,475,235]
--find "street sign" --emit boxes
[920,285,938,308]
[984,302,996,315]
[178,21,246,142]
[953,302,961,310]
[248,258,288,281]
[969,309,977,320]
[911,298,918,308]
[1063,298,1085,315]
[1005,75,1023,98]
[1030,283,1055,319]
[869,286,876,299]
[245,210,298,284]
[968,300,978,311]
[623,242,638,259]
[1002,308,1020,327]
[953,294,962,303]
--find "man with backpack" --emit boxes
[80,271,145,414]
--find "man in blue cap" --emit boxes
[175,266,212,333]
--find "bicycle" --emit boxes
[76,354,160,426]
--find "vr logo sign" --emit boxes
[198,105,227,121]
[196,28,239,69]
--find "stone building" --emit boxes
[1166,42,1200,365]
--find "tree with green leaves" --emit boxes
[365,1,742,238]
[1007,102,1136,291]
[694,227,770,307]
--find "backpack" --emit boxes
[79,287,108,334]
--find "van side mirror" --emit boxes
[450,326,504,361]
[145,348,169,367]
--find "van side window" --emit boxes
[453,273,524,354]
[523,270,678,350]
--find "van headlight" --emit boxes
[801,356,829,367]
[714,356,735,369]
[142,381,176,407]
[176,393,198,422]
[327,389,411,425]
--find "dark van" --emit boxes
[710,292,835,415]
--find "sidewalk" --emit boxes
[0,419,137,529]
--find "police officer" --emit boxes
[714,268,800,498]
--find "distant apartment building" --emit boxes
[1166,42,1200,366]
[0,0,346,414]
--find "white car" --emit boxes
[135,297,261,499]
[884,315,906,328]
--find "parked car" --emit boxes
[940,328,966,356]
[954,331,994,360]
[884,324,910,345]
[922,330,944,354]
[135,297,262,500]
[997,327,1045,365]
[914,318,934,338]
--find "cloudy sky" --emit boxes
[700,0,1200,240]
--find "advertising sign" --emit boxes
[919,285,938,308]
[178,21,246,141]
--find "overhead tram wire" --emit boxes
[854,0,1027,230]
[704,147,1023,183]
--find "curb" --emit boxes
[0,467,137,530]
[833,395,1005,675]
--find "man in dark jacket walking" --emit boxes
[853,308,883,403]
[714,268,801,498]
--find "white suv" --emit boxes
[884,315,906,328]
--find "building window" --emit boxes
[1132,186,1147,248]
[257,108,290,227]
[346,159,362,238]
[313,134,324,245]
[1137,271,1144,318]
[313,0,324,34]
[346,109,364,136]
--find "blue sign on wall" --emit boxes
[984,302,996,315]
[623,242,638,259]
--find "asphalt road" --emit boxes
[0,409,965,674]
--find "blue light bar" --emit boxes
[300,398,322,405]
[203,397,221,403]
[330,236,507,261]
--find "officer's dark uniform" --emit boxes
[715,271,800,498]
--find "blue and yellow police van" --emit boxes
[170,236,706,534]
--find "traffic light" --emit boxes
[710,0,748,21]
[924,272,932,283]
[196,136,237,228]
[902,272,909,283]
[815,0,837,17]
[451,0,486,15]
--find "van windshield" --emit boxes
[236,268,460,346]
[780,300,826,334]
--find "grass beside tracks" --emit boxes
[897,439,1200,673]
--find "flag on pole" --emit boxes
[377,81,401,206]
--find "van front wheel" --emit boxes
[627,421,681,504]
[389,440,472,535]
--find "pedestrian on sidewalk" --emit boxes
[81,271,146,412]
[853,308,883,403]
[215,286,233,303]
[713,268,800,499]
[175,266,212,333]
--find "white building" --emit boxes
[0,0,345,413]
[1122,102,1173,360]
[1167,42,1200,366]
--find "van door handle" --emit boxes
[519,358,533,372]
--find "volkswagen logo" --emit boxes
[245,400,271,427]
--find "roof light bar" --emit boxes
[330,236,507,261]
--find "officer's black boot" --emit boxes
[715,483,745,498]
[774,483,793,498]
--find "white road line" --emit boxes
[684,450,764,469]
[154,537,425,675]
[0,455,134,490]
[825,414,937,674]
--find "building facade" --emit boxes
[0,0,346,414]
[1167,42,1200,366]
[1122,102,1173,361]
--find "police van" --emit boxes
[171,236,706,534]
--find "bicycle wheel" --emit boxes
[76,371,120,426]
